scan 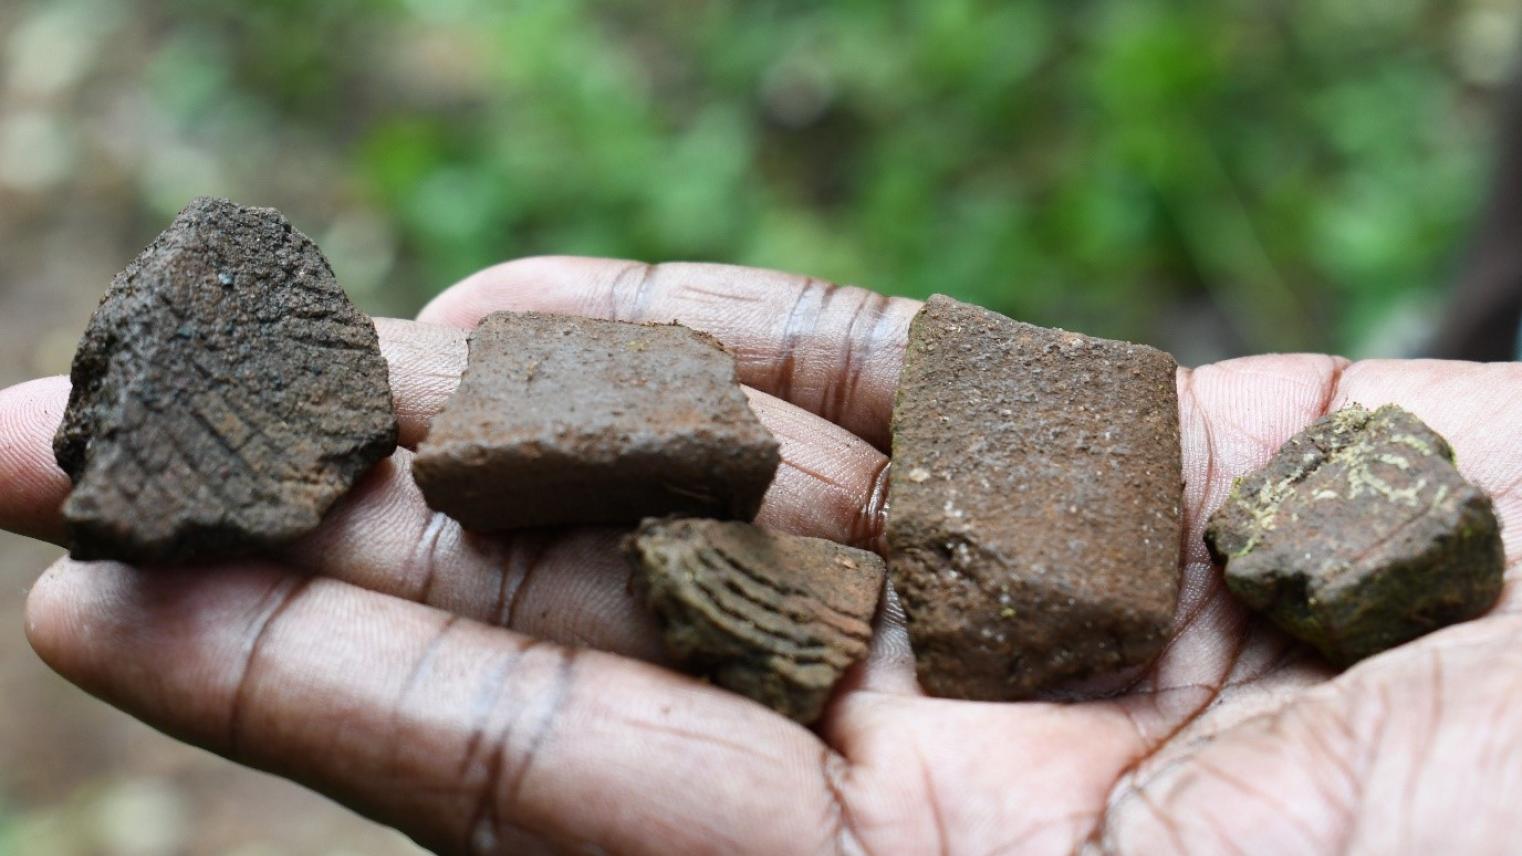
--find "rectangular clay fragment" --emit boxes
[413,312,780,531]
[626,517,885,723]
[1205,404,1503,665]
[887,294,1183,700]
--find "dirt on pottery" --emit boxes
[412,311,779,531]
[53,197,398,564]
[626,517,884,723]
[887,294,1184,701]
[1205,404,1504,665]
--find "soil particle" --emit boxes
[412,312,779,531]
[1206,404,1504,665]
[887,294,1184,700]
[626,517,884,723]
[54,197,398,564]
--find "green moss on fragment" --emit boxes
[1204,404,1503,666]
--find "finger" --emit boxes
[1332,358,1522,500]
[294,466,668,662]
[831,580,919,699]
[0,333,891,669]
[417,257,921,448]
[26,559,852,855]
[382,319,894,547]
[295,391,888,659]
[0,319,890,546]
[375,317,467,447]
[745,387,889,549]
[0,376,71,544]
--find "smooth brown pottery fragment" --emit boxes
[412,312,779,531]
[887,294,1184,700]
[627,517,884,723]
[54,197,398,564]
[1206,404,1504,665]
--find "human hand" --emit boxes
[4,258,1518,854]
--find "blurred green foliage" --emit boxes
[0,797,15,856]
[118,1,1516,354]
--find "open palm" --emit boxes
[3,259,1519,855]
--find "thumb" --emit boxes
[26,558,853,855]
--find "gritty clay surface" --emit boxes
[627,517,884,723]
[887,294,1184,700]
[54,197,398,564]
[1206,404,1504,665]
[412,311,779,531]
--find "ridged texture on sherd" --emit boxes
[54,197,398,564]
[627,518,884,723]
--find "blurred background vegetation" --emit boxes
[3,0,1519,363]
[0,0,1518,853]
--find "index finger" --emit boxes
[0,376,70,543]
[418,257,921,448]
